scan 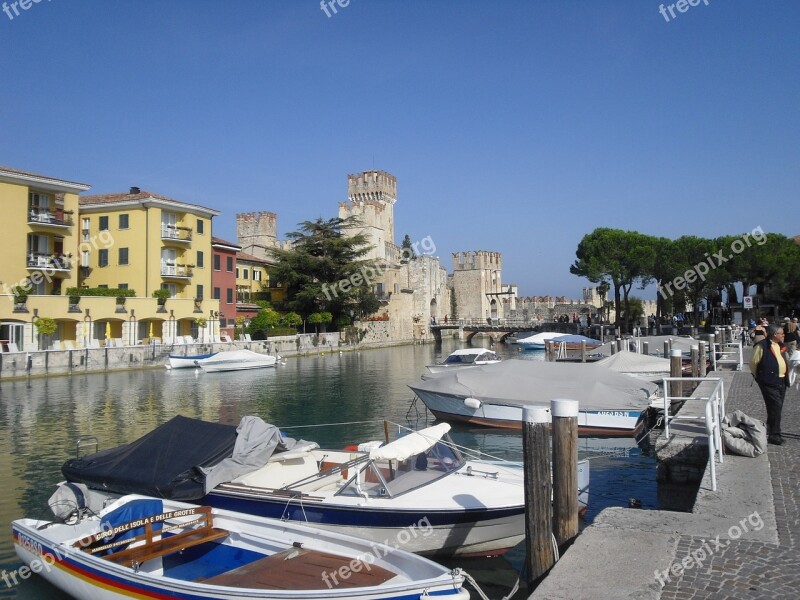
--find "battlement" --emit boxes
[452,250,503,271]
[347,170,397,205]
[237,211,280,259]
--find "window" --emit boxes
[118,214,129,229]
[81,218,90,242]
[197,251,204,268]
[214,254,221,270]
[98,249,109,267]
[243,269,249,280]
[119,283,128,290]
[81,250,90,267]
[213,287,221,300]
[226,288,233,304]
[226,256,233,272]
[99,216,109,231]
[254,270,262,281]
[235,268,239,278]
[119,247,129,265]
[197,219,204,234]
[196,285,204,300]
[98,284,108,289]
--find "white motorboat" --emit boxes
[167,351,218,369]
[515,331,563,349]
[58,416,530,557]
[409,359,658,435]
[425,348,501,374]
[13,494,469,600]
[594,352,672,383]
[196,349,277,372]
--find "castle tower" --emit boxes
[339,170,397,261]
[451,251,505,321]
[236,211,279,260]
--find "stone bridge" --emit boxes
[430,319,581,344]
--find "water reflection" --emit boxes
[0,339,659,599]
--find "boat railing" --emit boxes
[661,376,725,491]
[713,341,743,371]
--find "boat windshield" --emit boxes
[443,354,476,365]
[336,439,465,499]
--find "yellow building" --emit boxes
[0,168,221,350]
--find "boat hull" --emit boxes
[168,353,217,369]
[13,500,470,600]
[415,390,644,436]
[206,490,525,557]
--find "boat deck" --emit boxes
[200,547,397,589]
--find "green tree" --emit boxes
[269,216,379,324]
[281,312,303,328]
[401,234,416,260]
[249,307,281,339]
[570,228,655,333]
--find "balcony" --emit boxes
[161,225,192,244]
[161,263,194,279]
[27,253,73,276]
[28,208,74,229]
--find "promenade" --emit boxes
[531,347,799,599]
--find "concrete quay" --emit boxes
[531,351,797,600]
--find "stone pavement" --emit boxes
[530,351,799,600]
[659,366,800,599]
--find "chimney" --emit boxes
[129,186,141,194]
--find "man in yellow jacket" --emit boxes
[750,324,789,445]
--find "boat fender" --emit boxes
[464,397,481,409]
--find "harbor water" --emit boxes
[0,340,665,599]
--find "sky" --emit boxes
[2,0,798,298]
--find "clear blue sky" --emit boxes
[2,0,798,298]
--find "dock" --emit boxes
[530,347,797,599]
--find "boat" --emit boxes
[57,416,530,557]
[196,349,277,372]
[594,351,671,383]
[515,331,563,350]
[425,348,501,374]
[409,359,658,435]
[167,351,218,369]
[13,494,469,600]
[548,334,603,351]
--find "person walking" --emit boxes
[750,324,790,445]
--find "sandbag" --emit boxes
[721,410,767,457]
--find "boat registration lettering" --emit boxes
[16,533,44,557]
[597,411,632,417]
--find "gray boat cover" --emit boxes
[410,359,657,411]
[594,335,699,357]
[595,352,671,374]
[200,416,289,493]
[722,410,767,457]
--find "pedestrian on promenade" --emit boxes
[750,324,790,445]
[784,317,798,353]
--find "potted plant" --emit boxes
[194,317,207,329]
[152,289,170,305]
[34,316,58,349]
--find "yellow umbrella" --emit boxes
[105,322,111,340]
[148,321,154,338]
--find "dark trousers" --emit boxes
[758,382,786,437]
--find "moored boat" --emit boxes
[57,416,529,557]
[409,359,658,435]
[197,349,277,372]
[167,351,218,369]
[425,348,501,374]
[13,494,470,600]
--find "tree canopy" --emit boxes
[269,216,381,325]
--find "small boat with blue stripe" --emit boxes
[56,416,528,557]
[167,352,218,369]
[13,494,469,599]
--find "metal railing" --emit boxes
[661,376,725,491]
[714,341,743,371]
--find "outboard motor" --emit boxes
[48,483,107,524]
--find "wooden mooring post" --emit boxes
[670,348,683,399]
[642,341,649,356]
[552,399,579,547]
[522,406,555,585]
[691,345,699,377]
[699,340,707,376]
